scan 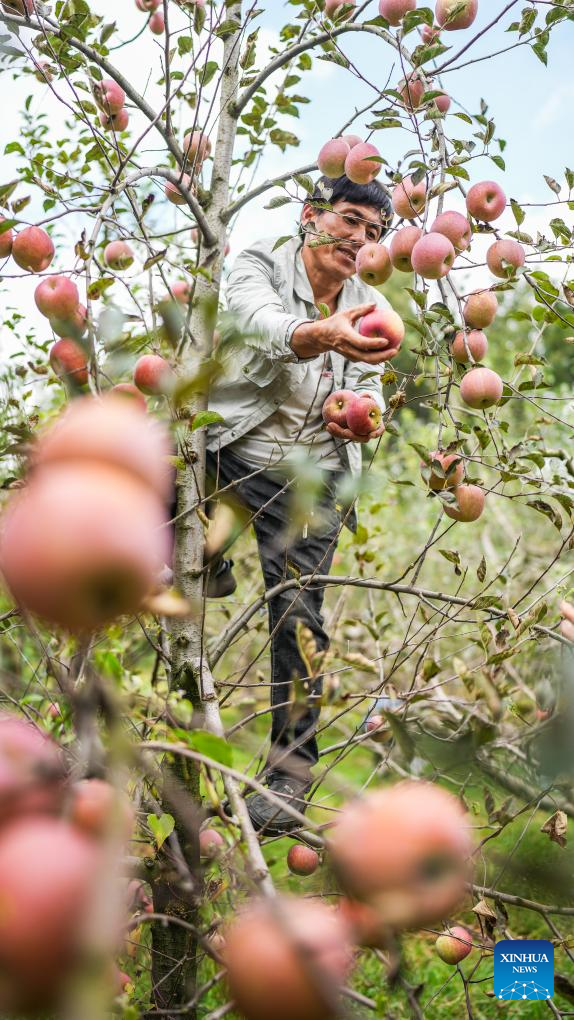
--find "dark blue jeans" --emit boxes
[206,448,343,773]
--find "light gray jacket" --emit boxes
[207,234,391,478]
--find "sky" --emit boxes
[0,1,573,337]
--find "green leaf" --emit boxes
[191,410,224,431]
[199,61,219,86]
[180,729,233,767]
[264,195,292,209]
[544,174,561,195]
[293,173,314,194]
[147,813,175,850]
[317,302,330,319]
[510,199,525,226]
[272,235,293,251]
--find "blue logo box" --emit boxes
[494,940,554,1000]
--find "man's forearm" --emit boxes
[290,320,324,359]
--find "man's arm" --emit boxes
[226,247,315,364]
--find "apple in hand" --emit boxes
[359,308,405,354]
[346,394,383,435]
[355,243,393,285]
[322,389,355,428]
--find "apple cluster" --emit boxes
[0,394,172,632]
[135,0,166,36]
[94,77,129,134]
[0,713,132,1015]
[165,130,212,204]
[421,450,486,522]
[222,780,474,1020]
[322,388,384,436]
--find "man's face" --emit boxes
[303,200,385,279]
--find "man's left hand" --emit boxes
[326,421,386,445]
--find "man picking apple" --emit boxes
[204,173,397,833]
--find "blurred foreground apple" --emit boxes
[223,897,354,1020]
[328,781,473,936]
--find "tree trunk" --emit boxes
[150,4,243,1015]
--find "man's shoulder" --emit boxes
[232,234,301,266]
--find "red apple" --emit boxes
[341,133,362,148]
[134,353,175,396]
[430,211,471,252]
[435,0,478,30]
[287,844,320,876]
[389,225,422,271]
[399,72,425,111]
[443,484,485,521]
[322,389,355,428]
[50,302,88,340]
[459,367,503,409]
[486,238,525,278]
[0,463,169,632]
[94,78,125,115]
[0,713,66,821]
[325,0,356,17]
[379,0,416,25]
[171,280,191,303]
[135,0,161,9]
[49,338,89,387]
[110,382,148,410]
[35,275,79,319]
[104,240,134,270]
[411,232,456,279]
[450,329,488,364]
[425,450,464,491]
[328,781,473,930]
[165,174,193,205]
[183,130,212,164]
[199,828,225,859]
[149,10,164,32]
[0,217,14,258]
[435,92,451,113]
[346,393,383,435]
[0,818,104,1013]
[463,290,498,329]
[421,23,440,43]
[344,142,381,185]
[355,243,392,285]
[466,180,506,222]
[33,60,54,82]
[69,779,134,841]
[223,897,354,1020]
[392,175,426,218]
[359,307,405,350]
[33,392,172,499]
[100,109,129,132]
[318,138,350,179]
[435,925,473,963]
[12,225,55,272]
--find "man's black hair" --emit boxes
[301,174,393,238]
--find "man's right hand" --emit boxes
[291,303,397,364]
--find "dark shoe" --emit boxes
[206,558,237,598]
[246,770,312,835]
